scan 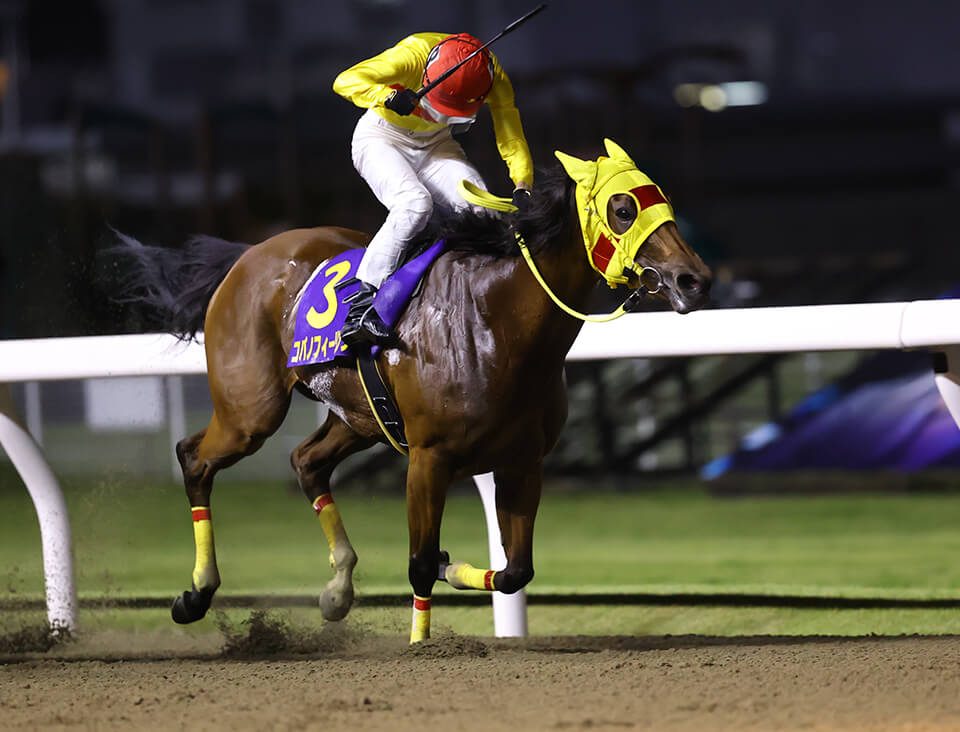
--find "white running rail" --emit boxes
[3,300,960,634]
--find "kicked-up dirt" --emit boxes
[2,615,960,731]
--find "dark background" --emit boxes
[1,0,959,481]
[1,0,958,339]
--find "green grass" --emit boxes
[4,464,960,636]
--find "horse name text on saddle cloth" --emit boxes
[287,240,448,367]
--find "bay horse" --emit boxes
[113,139,711,642]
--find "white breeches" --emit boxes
[351,110,487,287]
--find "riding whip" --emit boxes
[416,4,547,100]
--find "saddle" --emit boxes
[288,239,448,455]
[287,239,447,369]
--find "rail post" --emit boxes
[933,347,960,432]
[473,472,528,637]
[0,383,77,632]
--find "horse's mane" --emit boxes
[416,164,574,258]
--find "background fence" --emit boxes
[4,300,960,634]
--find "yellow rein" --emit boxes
[514,236,629,322]
[457,181,634,323]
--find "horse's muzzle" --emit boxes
[667,271,712,314]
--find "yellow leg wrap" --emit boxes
[444,561,497,591]
[313,494,348,568]
[311,495,358,622]
[190,507,218,590]
[410,595,431,643]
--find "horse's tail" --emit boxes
[107,230,251,341]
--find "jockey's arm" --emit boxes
[332,36,426,110]
[486,61,534,190]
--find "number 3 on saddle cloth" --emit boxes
[286,239,448,454]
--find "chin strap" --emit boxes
[457,181,646,323]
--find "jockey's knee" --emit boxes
[497,565,534,594]
[394,189,433,233]
[408,549,440,597]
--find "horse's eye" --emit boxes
[616,208,632,220]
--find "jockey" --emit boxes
[333,31,534,348]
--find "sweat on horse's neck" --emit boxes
[499,206,601,355]
[525,200,600,314]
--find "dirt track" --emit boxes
[3,625,960,731]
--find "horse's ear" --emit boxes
[603,138,636,167]
[555,150,597,188]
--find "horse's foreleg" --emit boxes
[438,468,540,595]
[291,412,375,621]
[490,467,541,594]
[405,448,450,643]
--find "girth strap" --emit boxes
[356,355,409,455]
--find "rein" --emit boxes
[457,181,661,323]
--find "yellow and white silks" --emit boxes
[332,32,534,289]
[333,32,533,186]
[347,111,487,288]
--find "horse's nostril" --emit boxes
[677,273,700,294]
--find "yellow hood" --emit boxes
[555,139,675,287]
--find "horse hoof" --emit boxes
[319,581,354,622]
[171,589,213,624]
[438,549,451,582]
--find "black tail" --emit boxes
[106,230,250,341]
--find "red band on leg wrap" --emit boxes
[312,494,334,514]
[413,596,431,611]
[484,570,495,591]
[191,507,211,522]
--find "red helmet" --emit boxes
[422,33,494,118]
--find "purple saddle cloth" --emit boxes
[287,240,447,367]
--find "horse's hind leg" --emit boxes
[172,394,291,624]
[290,411,376,621]
[170,424,221,624]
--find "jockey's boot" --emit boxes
[341,282,395,348]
